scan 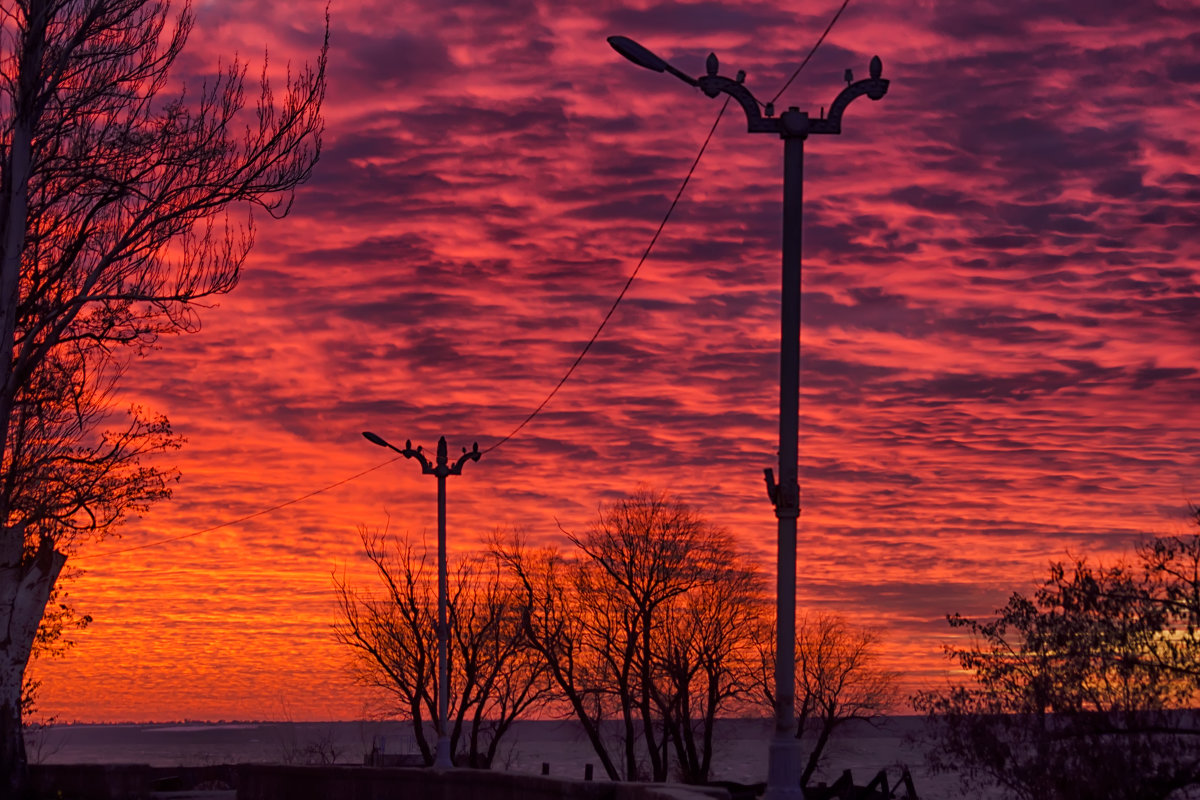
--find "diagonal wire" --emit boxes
[73,455,404,560]
[480,96,731,455]
[485,0,854,452]
[768,0,851,106]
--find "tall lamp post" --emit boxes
[362,431,481,768]
[608,37,888,799]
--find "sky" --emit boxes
[30,0,1200,723]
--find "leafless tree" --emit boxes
[654,541,764,783]
[496,489,765,784]
[276,725,343,766]
[756,613,899,787]
[0,0,326,792]
[334,531,437,760]
[449,551,551,767]
[569,490,715,781]
[492,531,626,779]
[334,527,550,767]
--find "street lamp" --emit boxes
[362,431,481,768]
[609,36,888,800]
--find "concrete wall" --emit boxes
[236,765,732,800]
[30,764,152,800]
[29,762,733,800]
[31,763,239,799]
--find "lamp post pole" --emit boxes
[608,37,888,799]
[363,431,481,769]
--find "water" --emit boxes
[28,717,970,798]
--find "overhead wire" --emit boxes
[768,0,851,106]
[481,97,731,455]
[488,0,853,449]
[73,456,404,560]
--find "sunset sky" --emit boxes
[31,0,1200,723]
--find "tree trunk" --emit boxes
[0,701,28,800]
[802,716,837,788]
[0,8,49,794]
[638,612,665,781]
[0,533,66,797]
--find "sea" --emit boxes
[28,716,975,798]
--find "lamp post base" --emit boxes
[762,733,804,800]
[433,735,453,769]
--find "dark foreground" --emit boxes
[29,762,928,800]
[30,763,735,800]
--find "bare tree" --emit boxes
[334,527,550,768]
[756,613,899,787]
[334,531,437,761]
[492,531,626,779]
[568,490,713,781]
[496,489,765,784]
[22,572,90,717]
[654,542,764,784]
[0,0,326,792]
[449,551,550,767]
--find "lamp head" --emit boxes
[607,35,671,73]
[362,431,389,448]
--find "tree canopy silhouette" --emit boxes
[495,489,764,783]
[0,0,326,793]
[334,526,551,768]
[914,508,1200,800]
[491,488,896,785]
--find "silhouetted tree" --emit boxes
[334,527,550,767]
[914,512,1200,800]
[492,531,624,778]
[754,613,898,787]
[0,0,326,792]
[496,489,765,783]
[654,542,763,784]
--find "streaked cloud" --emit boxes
[31,0,1200,722]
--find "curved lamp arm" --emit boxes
[701,53,889,137]
[696,62,778,133]
[364,431,477,476]
[607,35,889,138]
[363,430,436,474]
[449,441,481,476]
[403,439,434,473]
[808,56,889,135]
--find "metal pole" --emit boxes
[361,431,480,770]
[765,116,805,800]
[434,442,453,769]
[611,38,889,798]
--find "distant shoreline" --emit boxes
[33,714,934,728]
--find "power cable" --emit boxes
[73,455,404,560]
[481,97,731,455]
[487,0,854,452]
[768,0,851,106]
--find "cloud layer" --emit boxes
[31,0,1200,723]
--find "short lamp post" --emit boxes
[608,36,888,800]
[362,431,481,768]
